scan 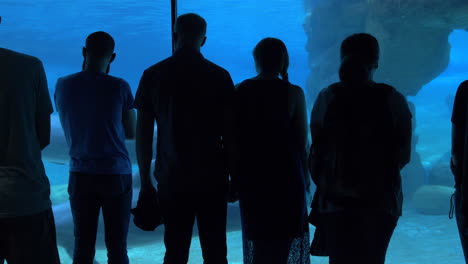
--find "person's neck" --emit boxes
[254,72,280,80]
[175,45,201,53]
[84,63,107,74]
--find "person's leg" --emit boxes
[196,192,228,264]
[101,186,132,264]
[0,218,5,264]
[355,213,398,264]
[3,208,61,264]
[70,195,101,264]
[455,189,468,262]
[160,193,196,264]
[251,239,291,264]
[324,211,397,264]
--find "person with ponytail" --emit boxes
[233,37,310,264]
[309,33,412,263]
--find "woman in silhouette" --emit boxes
[233,37,310,264]
[309,33,412,264]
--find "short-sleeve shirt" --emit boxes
[0,48,53,217]
[134,49,235,193]
[55,71,134,175]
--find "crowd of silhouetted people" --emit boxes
[1,12,468,264]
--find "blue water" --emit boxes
[2,0,468,263]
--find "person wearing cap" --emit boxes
[0,15,61,264]
[54,31,136,264]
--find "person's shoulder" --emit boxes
[376,83,405,100]
[57,72,87,85]
[143,56,174,75]
[288,82,305,97]
[320,82,340,96]
[375,82,397,93]
[456,80,468,94]
[0,48,42,67]
[202,58,230,76]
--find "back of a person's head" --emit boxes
[85,31,115,58]
[339,33,379,85]
[175,13,207,43]
[253,37,290,81]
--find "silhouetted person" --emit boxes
[134,13,235,264]
[233,38,310,264]
[309,33,412,264]
[451,79,468,262]
[0,16,61,264]
[54,31,136,264]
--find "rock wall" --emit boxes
[304,0,468,104]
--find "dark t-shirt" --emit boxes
[134,50,235,193]
[0,48,53,217]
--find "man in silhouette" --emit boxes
[55,31,136,264]
[452,80,468,262]
[0,16,61,264]
[135,13,235,264]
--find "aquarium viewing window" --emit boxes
[1,0,468,263]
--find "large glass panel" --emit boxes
[2,0,468,263]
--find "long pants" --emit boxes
[322,210,398,264]
[159,191,228,264]
[455,189,468,263]
[0,208,61,264]
[69,172,132,264]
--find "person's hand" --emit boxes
[227,182,239,203]
[228,190,239,203]
[140,182,156,197]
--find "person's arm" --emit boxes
[291,85,308,154]
[35,60,53,150]
[223,72,239,201]
[452,82,467,183]
[291,85,311,196]
[123,109,136,139]
[309,90,325,186]
[393,92,412,170]
[134,71,156,193]
[136,110,155,191]
[121,80,136,139]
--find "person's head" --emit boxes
[82,31,116,74]
[253,37,290,81]
[174,13,207,51]
[339,33,380,84]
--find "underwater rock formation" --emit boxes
[304,0,468,103]
[428,152,455,187]
[412,185,454,215]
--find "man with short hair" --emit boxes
[135,13,235,264]
[0,15,61,264]
[55,31,136,264]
